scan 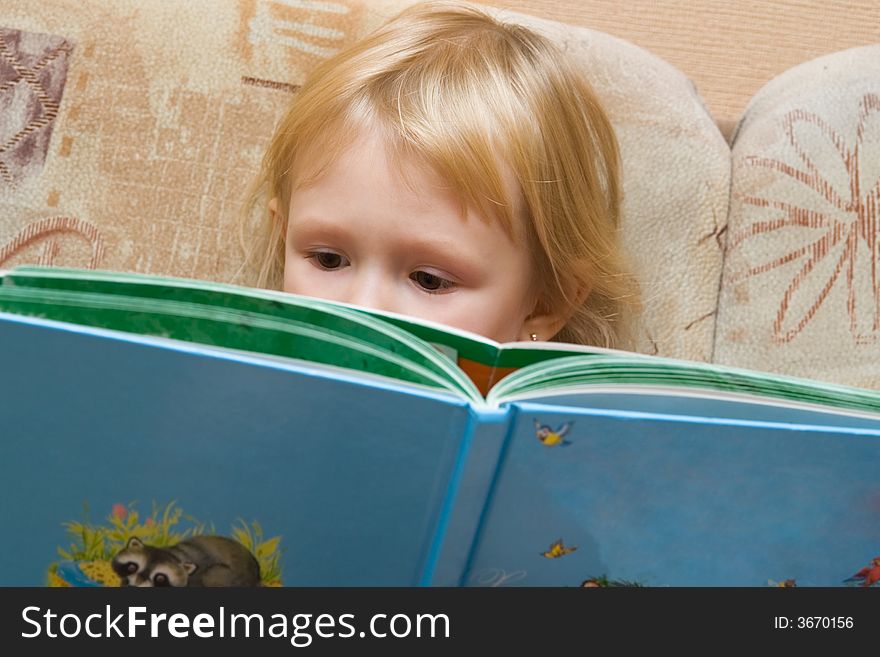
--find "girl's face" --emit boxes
[277,128,538,343]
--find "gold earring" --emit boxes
[530,333,538,341]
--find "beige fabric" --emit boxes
[0,0,728,363]
[0,1,314,281]
[715,45,880,388]
[486,8,729,361]
[482,0,880,140]
[6,1,877,389]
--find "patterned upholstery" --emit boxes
[0,1,877,388]
[716,46,880,388]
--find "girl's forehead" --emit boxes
[288,141,530,263]
[289,123,527,243]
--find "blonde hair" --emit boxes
[240,1,640,349]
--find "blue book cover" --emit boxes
[463,401,880,587]
[0,267,879,588]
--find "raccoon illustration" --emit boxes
[111,535,261,587]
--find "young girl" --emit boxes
[241,1,640,349]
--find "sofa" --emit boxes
[1,0,879,389]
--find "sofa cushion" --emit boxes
[715,45,880,388]
[0,0,728,360]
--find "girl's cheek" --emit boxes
[283,257,311,295]
[285,264,316,296]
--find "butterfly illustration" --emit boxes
[533,419,573,446]
[541,539,577,559]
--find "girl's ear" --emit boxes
[520,284,590,342]
[520,308,560,342]
[268,197,280,224]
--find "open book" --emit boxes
[1,266,879,587]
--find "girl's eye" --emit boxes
[410,270,455,294]
[306,251,349,270]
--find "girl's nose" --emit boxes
[346,270,397,313]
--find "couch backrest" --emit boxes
[715,45,880,389]
[1,1,878,388]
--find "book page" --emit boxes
[488,354,880,420]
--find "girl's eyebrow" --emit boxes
[402,239,480,274]
[289,216,349,241]
[292,216,484,278]
[400,241,486,282]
